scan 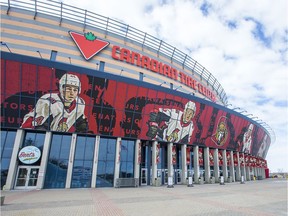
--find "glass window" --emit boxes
[119,140,135,178]
[96,138,116,187]
[139,72,144,81]
[44,134,71,189]
[50,50,58,61]
[71,136,95,188]
[19,131,45,166]
[1,130,16,190]
[23,132,45,149]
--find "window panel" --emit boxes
[96,138,116,187]
[44,134,71,189]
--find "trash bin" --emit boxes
[219,176,225,185]
[187,177,194,187]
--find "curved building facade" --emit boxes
[1,0,272,190]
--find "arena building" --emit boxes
[0,0,274,190]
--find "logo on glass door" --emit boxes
[18,146,41,165]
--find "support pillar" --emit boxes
[193,146,199,183]
[113,137,122,187]
[66,133,77,188]
[235,152,241,181]
[222,150,228,182]
[204,147,210,183]
[151,141,158,186]
[262,168,265,179]
[167,142,173,183]
[181,144,187,184]
[37,131,52,189]
[241,153,246,181]
[246,166,251,181]
[214,149,219,183]
[91,135,100,188]
[230,151,235,182]
[5,129,25,190]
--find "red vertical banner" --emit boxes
[137,142,141,165]
[245,155,249,167]
[209,149,214,166]
[250,156,254,167]
[226,151,231,166]
[252,156,257,167]
[218,150,223,166]
[239,154,244,167]
[233,153,238,166]
[264,159,267,168]
[256,158,260,168]
[198,148,203,166]
[172,145,177,165]
[156,143,160,164]
[186,147,191,165]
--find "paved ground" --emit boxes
[1,178,287,216]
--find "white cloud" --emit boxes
[63,0,288,172]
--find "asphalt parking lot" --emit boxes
[1,178,287,216]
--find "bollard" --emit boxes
[0,196,5,206]
[187,177,194,187]
[219,176,225,185]
[167,176,174,188]
[240,175,245,184]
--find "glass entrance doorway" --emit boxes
[141,168,148,185]
[15,166,39,189]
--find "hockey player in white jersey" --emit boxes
[241,124,254,154]
[146,101,196,143]
[21,73,88,133]
[257,134,268,157]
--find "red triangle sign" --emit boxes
[69,31,110,60]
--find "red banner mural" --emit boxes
[218,150,223,166]
[245,155,250,167]
[0,57,271,159]
[239,154,245,167]
[186,147,191,165]
[198,148,203,166]
[226,151,231,166]
[156,143,160,164]
[172,145,176,165]
[233,152,238,166]
[137,142,141,165]
[209,149,214,166]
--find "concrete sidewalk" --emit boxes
[1,178,287,216]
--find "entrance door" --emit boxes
[141,168,148,185]
[162,169,168,185]
[15,166,39,189]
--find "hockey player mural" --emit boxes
[0,58,271,159]
[146,101,196,143]
[21,73,88,133]
[241,124,254,154]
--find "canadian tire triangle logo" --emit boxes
[69,31,110,60]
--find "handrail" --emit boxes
[0,0,228,105]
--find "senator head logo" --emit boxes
[69,31,110,60]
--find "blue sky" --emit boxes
[65,0,288,173]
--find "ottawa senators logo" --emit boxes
[211,116,228,146]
